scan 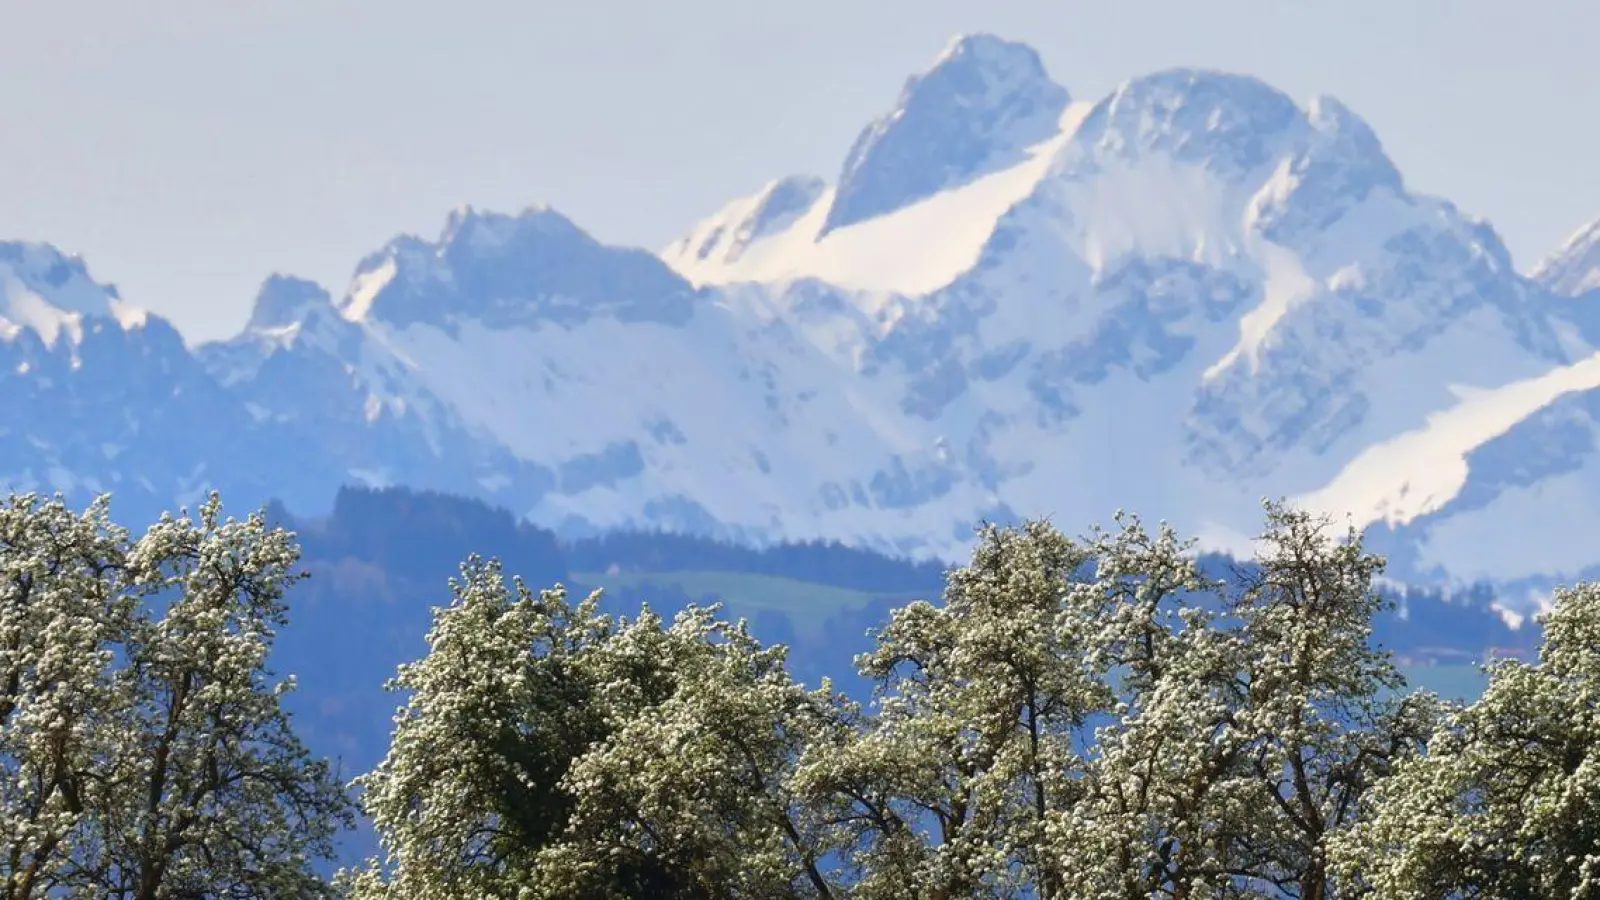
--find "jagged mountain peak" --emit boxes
[1332,96,1404,171]
[1300,95,1402,186]
[10,42,1600,608]
[1533,218,1600,297]
[339,204,697,330]
[1304,95,1383,148]
[665,175,829,269]
[1234,94,1406,249]
[0,242,116,314]
[821,33,1070,235]
[1060,72,1405,209]
[658,56,1573,589]
[246,274,335,331]
[931,32,1052,74]
[1068,68,1307,180]
[666,64,1412,304]
[435,203,580,252]
[0,241,148,345]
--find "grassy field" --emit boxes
[569,569,930,639]
[573,570,1500,702]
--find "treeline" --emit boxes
[263,487,1533,779]
[281,486,947,595]
[252,486,957,859]
[266,487,566,590]
[258,487,1531,793]
[283,486,1531,661]
[5,491,1589,897]
[344,505,1591,897]
[564,527,948,593]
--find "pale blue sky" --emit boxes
[3,0,1596,343]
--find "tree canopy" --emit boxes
[7,490,1600,899]
[344,500,1584,899]
[0,493,351,899]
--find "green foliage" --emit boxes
[1333,582,1600,898]
[351,501,1483,899]
[793,519,1108,899]
[0,493,352,899]
[1032,504,1440,899]
[343,559,843,898]
[20,488,1600,898]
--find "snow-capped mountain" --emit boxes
[0,244,342,522]
[8,33,1600,605]
[203,204,992,551]
[823,34,1071,235]
[1353,217,1600,596]
[667,44,1593,592]
[1534,219,1600,300]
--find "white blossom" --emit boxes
[0,492,351,899]
[1334,582,1600,898]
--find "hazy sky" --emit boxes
[4,0,1597,343]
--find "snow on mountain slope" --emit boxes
[203,206,1002,556]
[0,243,147,346]
[1532,218,1600,350]
[1352,376,1600,593]
[822,34,1071,236]
[664,101,1096,297]
[1331,219,1600,589]
[662,35,1090,299]
[662,109,1088,294]
[666,176,826,272]
[664,59,1581,594]
[1296,350,1600,528]
[1534,218,1600,298]
[1284,212,1600,591]
[204,266,557,506]
[201,48,1596,590]
[0,244,341,521]
[7,34,1600,603]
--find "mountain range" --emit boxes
[6,33,1600,610]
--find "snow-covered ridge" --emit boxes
[5,33,1600,611]
[0,242,148,346]
[658,48,1587,598]
[822,33,1072,234]
[1296,351,1600,526]
[663,101,1096,297]
[341,204,696,330]
[1534,218,1600,297]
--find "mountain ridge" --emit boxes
[6,33,1600,611]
